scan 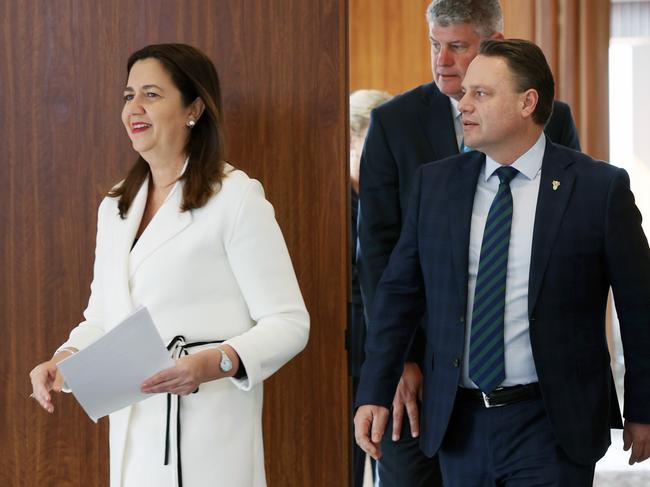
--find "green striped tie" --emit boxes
[469,166,518,393]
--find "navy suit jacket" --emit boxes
[357,82,580,322]
[356,141,650,465]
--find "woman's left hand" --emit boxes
[141,354,205,396]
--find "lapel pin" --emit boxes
[552,180,560,191]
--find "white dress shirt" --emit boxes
[450,97,463,151]
[461,134,546,388]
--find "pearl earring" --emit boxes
[186,120,196,128]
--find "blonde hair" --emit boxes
[350,89,393,137]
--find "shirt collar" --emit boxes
[484,133,546,182]
[449,97,461,119]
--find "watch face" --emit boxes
[220,350,233,372]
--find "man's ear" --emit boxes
[521,89,539,119]
[491,31,505,40]
[189,97,206,121]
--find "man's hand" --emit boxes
[354,405,389,460]
[623,420,650,464]
[391,362,423,441]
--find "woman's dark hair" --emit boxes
[109,43,226,218]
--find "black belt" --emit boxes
[164,335,224,487]
[456,383,541,408]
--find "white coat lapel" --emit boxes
[128,178,192,279]
[108,180,149,320]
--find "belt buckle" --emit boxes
[481,391,506,408]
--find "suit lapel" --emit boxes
[528,142,575,316]
[128,178,192,279]
[108,179,148,318]
[418,83,459,160]
[448,152,484,301]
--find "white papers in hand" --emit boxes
[57,306,174,422]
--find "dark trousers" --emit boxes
[377,411,443,487]
[438,393,595,487]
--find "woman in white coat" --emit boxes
[29,43,309,487]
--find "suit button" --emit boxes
[459,316,465,325]
[453,358,460,367]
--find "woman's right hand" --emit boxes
[29,350,75,413]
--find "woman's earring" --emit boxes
[186,120,196,128]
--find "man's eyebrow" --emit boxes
[429,39,469,45]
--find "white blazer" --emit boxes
[59,164,309,487]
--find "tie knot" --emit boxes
[495,166,518,185]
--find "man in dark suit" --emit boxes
[355,38,650,486]
[357,1,580,484]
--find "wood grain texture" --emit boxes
[534,0,559,77]
[501,0,536,40]
[575,0,610,161]
[349,0,432,95]
[557,0,582,124]
[0,1,349,486]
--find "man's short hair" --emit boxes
[426,0,503,38]
[479,39,555,126]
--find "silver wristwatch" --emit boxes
[218,348,233,373]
